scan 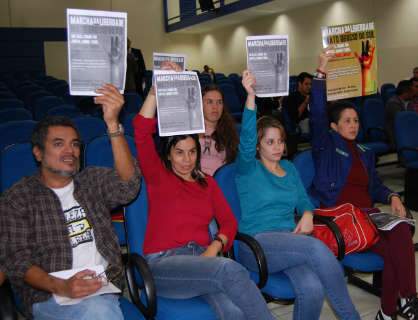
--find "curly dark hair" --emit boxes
[201,84,239,163]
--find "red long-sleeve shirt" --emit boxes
[133,114,237,255]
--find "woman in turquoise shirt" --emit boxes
[236,70,360,320]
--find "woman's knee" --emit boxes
[309,236,335,258]
[217,258,249,283]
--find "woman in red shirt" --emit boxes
[133,63,274,320]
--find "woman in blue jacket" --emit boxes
[236,70,360,320]
[310,50,417,320]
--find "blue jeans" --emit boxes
[32,294,123,320]
[238,232,360,320]
[145,242,275,320]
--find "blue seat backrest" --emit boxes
[84,135,137,168]
[33,96,64,120]
[380,83,395,96]
[47,104,82,119]
[124,179,148,256]
[0,120,37,151]
[292,150,315,189]
[214,163,242,221]
[72,117,107,144]
[361,98,386,142]
[293,149,319,207]
[0,108,32,124]
[0,98,25,109]
[219,84,241,114]
[0,142,37,192]
[395,111,418,165]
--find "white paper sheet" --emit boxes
[49,265,121,305]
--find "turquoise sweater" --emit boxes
[236,108,314,236]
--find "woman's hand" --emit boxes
[317,45,336,74]
[391,196,406,217]
[241,70,256,96]
[160,61,182,72]
[201,241,222,257]
[242,70,256,110]
[293,212,314,235]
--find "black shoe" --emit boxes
[398,296,418,319]
[375,309,396,320]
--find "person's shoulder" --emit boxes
[386,96,402,108]
[1,175,39,202]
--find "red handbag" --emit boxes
[313,203,380,256]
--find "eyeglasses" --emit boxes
[94,265,122,285]
[203,135,212,155]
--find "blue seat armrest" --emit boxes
[126,253,156,319]
[234,232,268,289]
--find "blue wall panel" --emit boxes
[0,28,66,75]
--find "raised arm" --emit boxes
[310,49,334,149]
[134,61,183,181]
[237,70,257,174]
[94,84,136,181]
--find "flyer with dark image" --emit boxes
[154,71,204,136]
[67,8,127,96]
[246,35,289,97]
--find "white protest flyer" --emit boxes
[154,70,204,136]
[50,265,121,305]
[153,52,187,71]
[67,8,127,96]
[246,35,289,97]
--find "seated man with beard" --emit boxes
[0,84,140,320]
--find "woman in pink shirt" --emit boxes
[199,84,239,175]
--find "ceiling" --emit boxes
[174,0,330,34]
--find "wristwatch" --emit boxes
[214,235,226,252]
[108,123,124,138]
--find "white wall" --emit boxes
[1,0,416,84]
[197,0,418,84]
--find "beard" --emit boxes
[42,157,79,178]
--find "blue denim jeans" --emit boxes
[145,241,275,320]
[238,232,360,320]
[32,293,123,320]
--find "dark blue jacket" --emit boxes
[308,79,394,207]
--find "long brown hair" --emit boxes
[202,84,239,163]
